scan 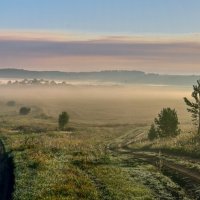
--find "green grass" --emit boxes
[129,129,200,158]
[0,85,196,199]
[88,165,153,200]
[1,119,152,199]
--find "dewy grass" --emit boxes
[1,121,151,200]
[0,85,196,199]
[130,130,200,158]
[124,164,188,200]
[89,165,153,200]
[9,133,100,200]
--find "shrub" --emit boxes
[58,111,69,130]
[6,101,16,106]
[19,107,31,115]
[148,124,158,141]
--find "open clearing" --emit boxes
[0,84,198,200]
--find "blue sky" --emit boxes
[1,0,200,34]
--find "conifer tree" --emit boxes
[184,80,200,134]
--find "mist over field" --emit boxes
[1,1,200,199]
[1,70,199,199]
[0,70,200,200]
[0,84,191,125]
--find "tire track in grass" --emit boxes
[109,126,200,199]
[85,169,114,200]
[116,147,200,199]
[73,162,114,200]
[120,157,189,200]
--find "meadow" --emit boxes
[0,84,197,200]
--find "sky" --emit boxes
[0,0,200,74]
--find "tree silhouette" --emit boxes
[184,80,200,134]
[19,107,31,115]
[155,108,180,137]
[148,124,158,141]
[58,112,69,130]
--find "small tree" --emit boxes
[58,112,69,130]
[19,107,31,115]
[155,108,180,138]
[184,80,200,134]
[148,124,158,141]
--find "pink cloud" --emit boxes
[0,31,200,74]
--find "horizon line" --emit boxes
[1,67,200,76]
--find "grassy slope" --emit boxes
[1,120,153,199]
[0,85,195,199]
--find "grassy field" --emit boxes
[0,84,197,199]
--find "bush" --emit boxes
[58,111,69,130]
[148,124,158,141]
[6,101,16,106]
[19,107,31,115]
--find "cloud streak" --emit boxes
[0,31,200,74]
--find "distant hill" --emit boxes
[0,68,199,86]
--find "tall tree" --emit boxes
[184,80,200,134]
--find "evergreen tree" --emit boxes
[184,80,200,134]
[148,124,158,141]
[155,108,180,137]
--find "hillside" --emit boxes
[0,68,199,86]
